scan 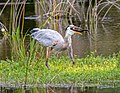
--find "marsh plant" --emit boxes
[0,0,120,32]
[34,0,120,28]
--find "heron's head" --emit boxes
[66,25,88,36]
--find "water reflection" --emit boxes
[0,2,120,60]
[1,86,120,93]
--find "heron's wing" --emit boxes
[31,28,64,47]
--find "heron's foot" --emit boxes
[72,61,75,65]
[72,61,75,68]
[46,61,50,70]
[71,60,75,67]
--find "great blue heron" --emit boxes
[30,25,88,69]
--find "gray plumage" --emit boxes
[31,28,67,52]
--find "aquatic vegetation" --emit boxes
[1,52,120,86]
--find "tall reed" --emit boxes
[0,0,41,86]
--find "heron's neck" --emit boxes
[64,33,72,47]
[59,32,72,50]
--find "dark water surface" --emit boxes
[0,2,120,60]
[0,1,120,93]
[1,85,120,93]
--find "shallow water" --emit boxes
[1,86,120,93]
[0,1,120,59]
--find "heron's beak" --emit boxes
[74,31,82,35]
[72,26,88,35]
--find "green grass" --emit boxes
[1,53,120,86]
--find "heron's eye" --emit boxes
[70,27,74,30]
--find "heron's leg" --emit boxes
[68,45,75,65]
[46,47,50,69]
